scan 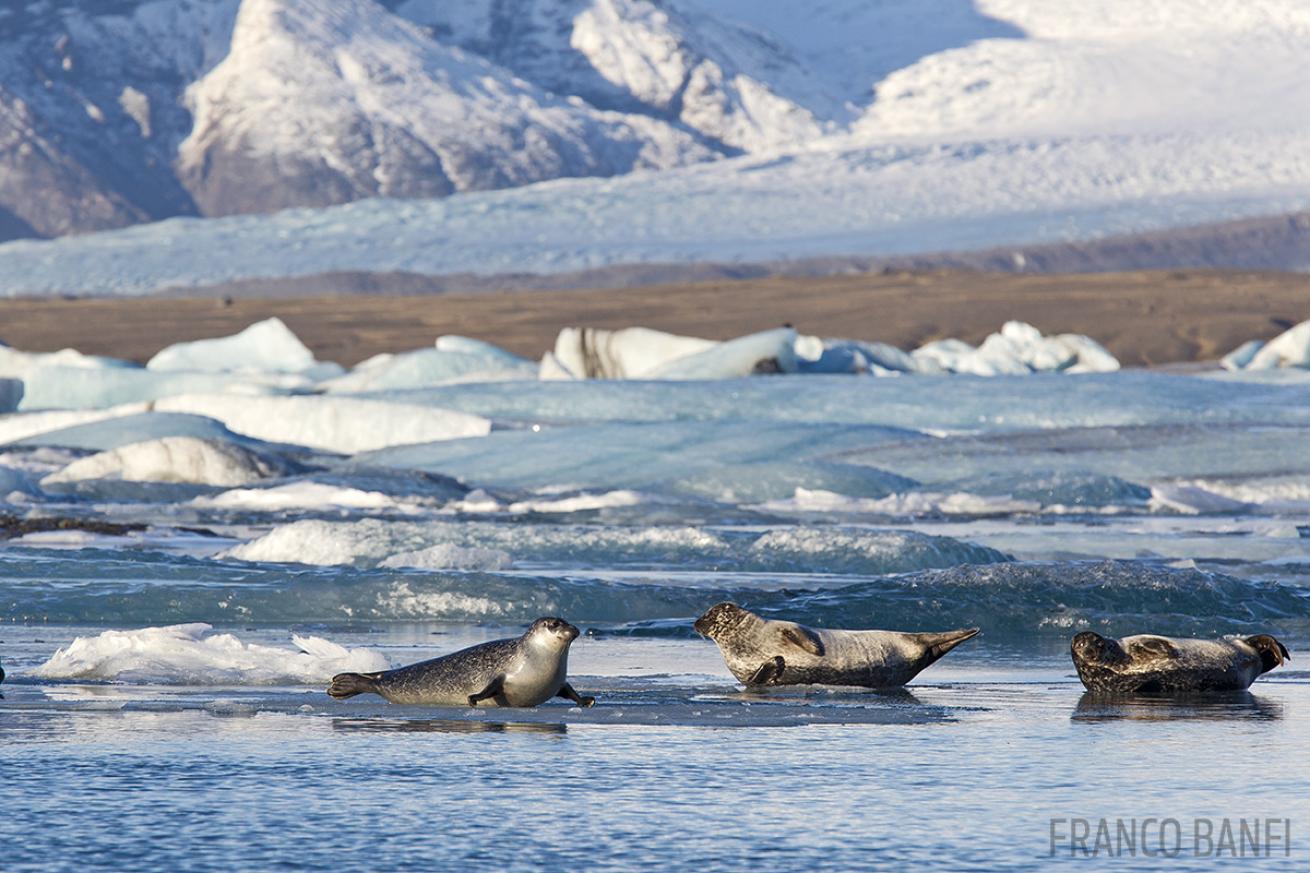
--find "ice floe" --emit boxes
[1223,319,1310,371]
[34,623,389,685]
[193,481,426,513]
[323,335,536,392]
[147,317,339,378]
[41,436,289,487]
[379,544,513,571]
[153,394,491,453]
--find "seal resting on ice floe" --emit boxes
[693,602,979,687]
[1071,631,1289,693]
[327,617,594,707]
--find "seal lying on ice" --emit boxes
[1071,631,1290,693]
[328,617,594,707]
[694,602,979,687]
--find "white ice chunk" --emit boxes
[912,323,1118,375]
[147,317,338,376]
[538,352,577,380]
[1245,320,1310,370]
[0,404,151,446]
[41,436,287,486]
[18,365,308,410]
[153,394,491,453]
[647,327,797,379]
[754,487,1042,516]
[322,343,534,393]
[552,326,717,379]
[34,623,389,685]
[0,344,135,380]
[1221,339,1266,371]
[193,481,424,513]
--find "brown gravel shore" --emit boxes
[2,268,1308,368]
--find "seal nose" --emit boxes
[563,622,579,641]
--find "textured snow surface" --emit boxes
[2,0,1309,293]
[34,623,389,684]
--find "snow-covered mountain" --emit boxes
[1,0,1308,294]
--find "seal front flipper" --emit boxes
[745,655,785,686]
[468,675,505,707]
[556,682,595,708]
[328,671,385,700]
[780,626,824,657]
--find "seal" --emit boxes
[0,657,5,699]
[1071,631,1290,693]
[693,602,979,687]
[327,617,595,708]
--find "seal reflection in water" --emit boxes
[1071,631,1290,693]
[694,602,979,688]
[328,617,595,708]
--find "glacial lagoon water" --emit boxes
[5,369,1310,870]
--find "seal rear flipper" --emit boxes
[744,656,786,687]
[557,682,596,708]
[468,675,505,707]
[327,671,385,700]
[917,627,981,664]
[1245,634,1291,673]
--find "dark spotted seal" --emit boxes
[328,617,594,707]
[694,602,979,687]
[1071,631,1290,693]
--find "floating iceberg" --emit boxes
[33,623,389,684]
[1224,319,1310,371]
[153,394,492,453]
[7,411,276,452]
[193,481,426,513]
[18,365,304,410]
[323,337,535,393]
[0,404,150,445]
[548,327,717,379]
[147,317,340,378]
[912,322,1119,376]
[41,436,290,487]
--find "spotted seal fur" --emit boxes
[328,617,594,707]
[694,602,979,688]
[1071,631,1290,693]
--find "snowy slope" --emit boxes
[0,0,1308,292]
[178,0,714,215]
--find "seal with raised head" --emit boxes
[1071,631,1290,693]
[694,602,979,688]
[328,617,595,707]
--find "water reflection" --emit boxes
[331,718,567,735]
[1072,690,1284,722]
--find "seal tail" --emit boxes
[917,627,981,664]
[327,671,384,700]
